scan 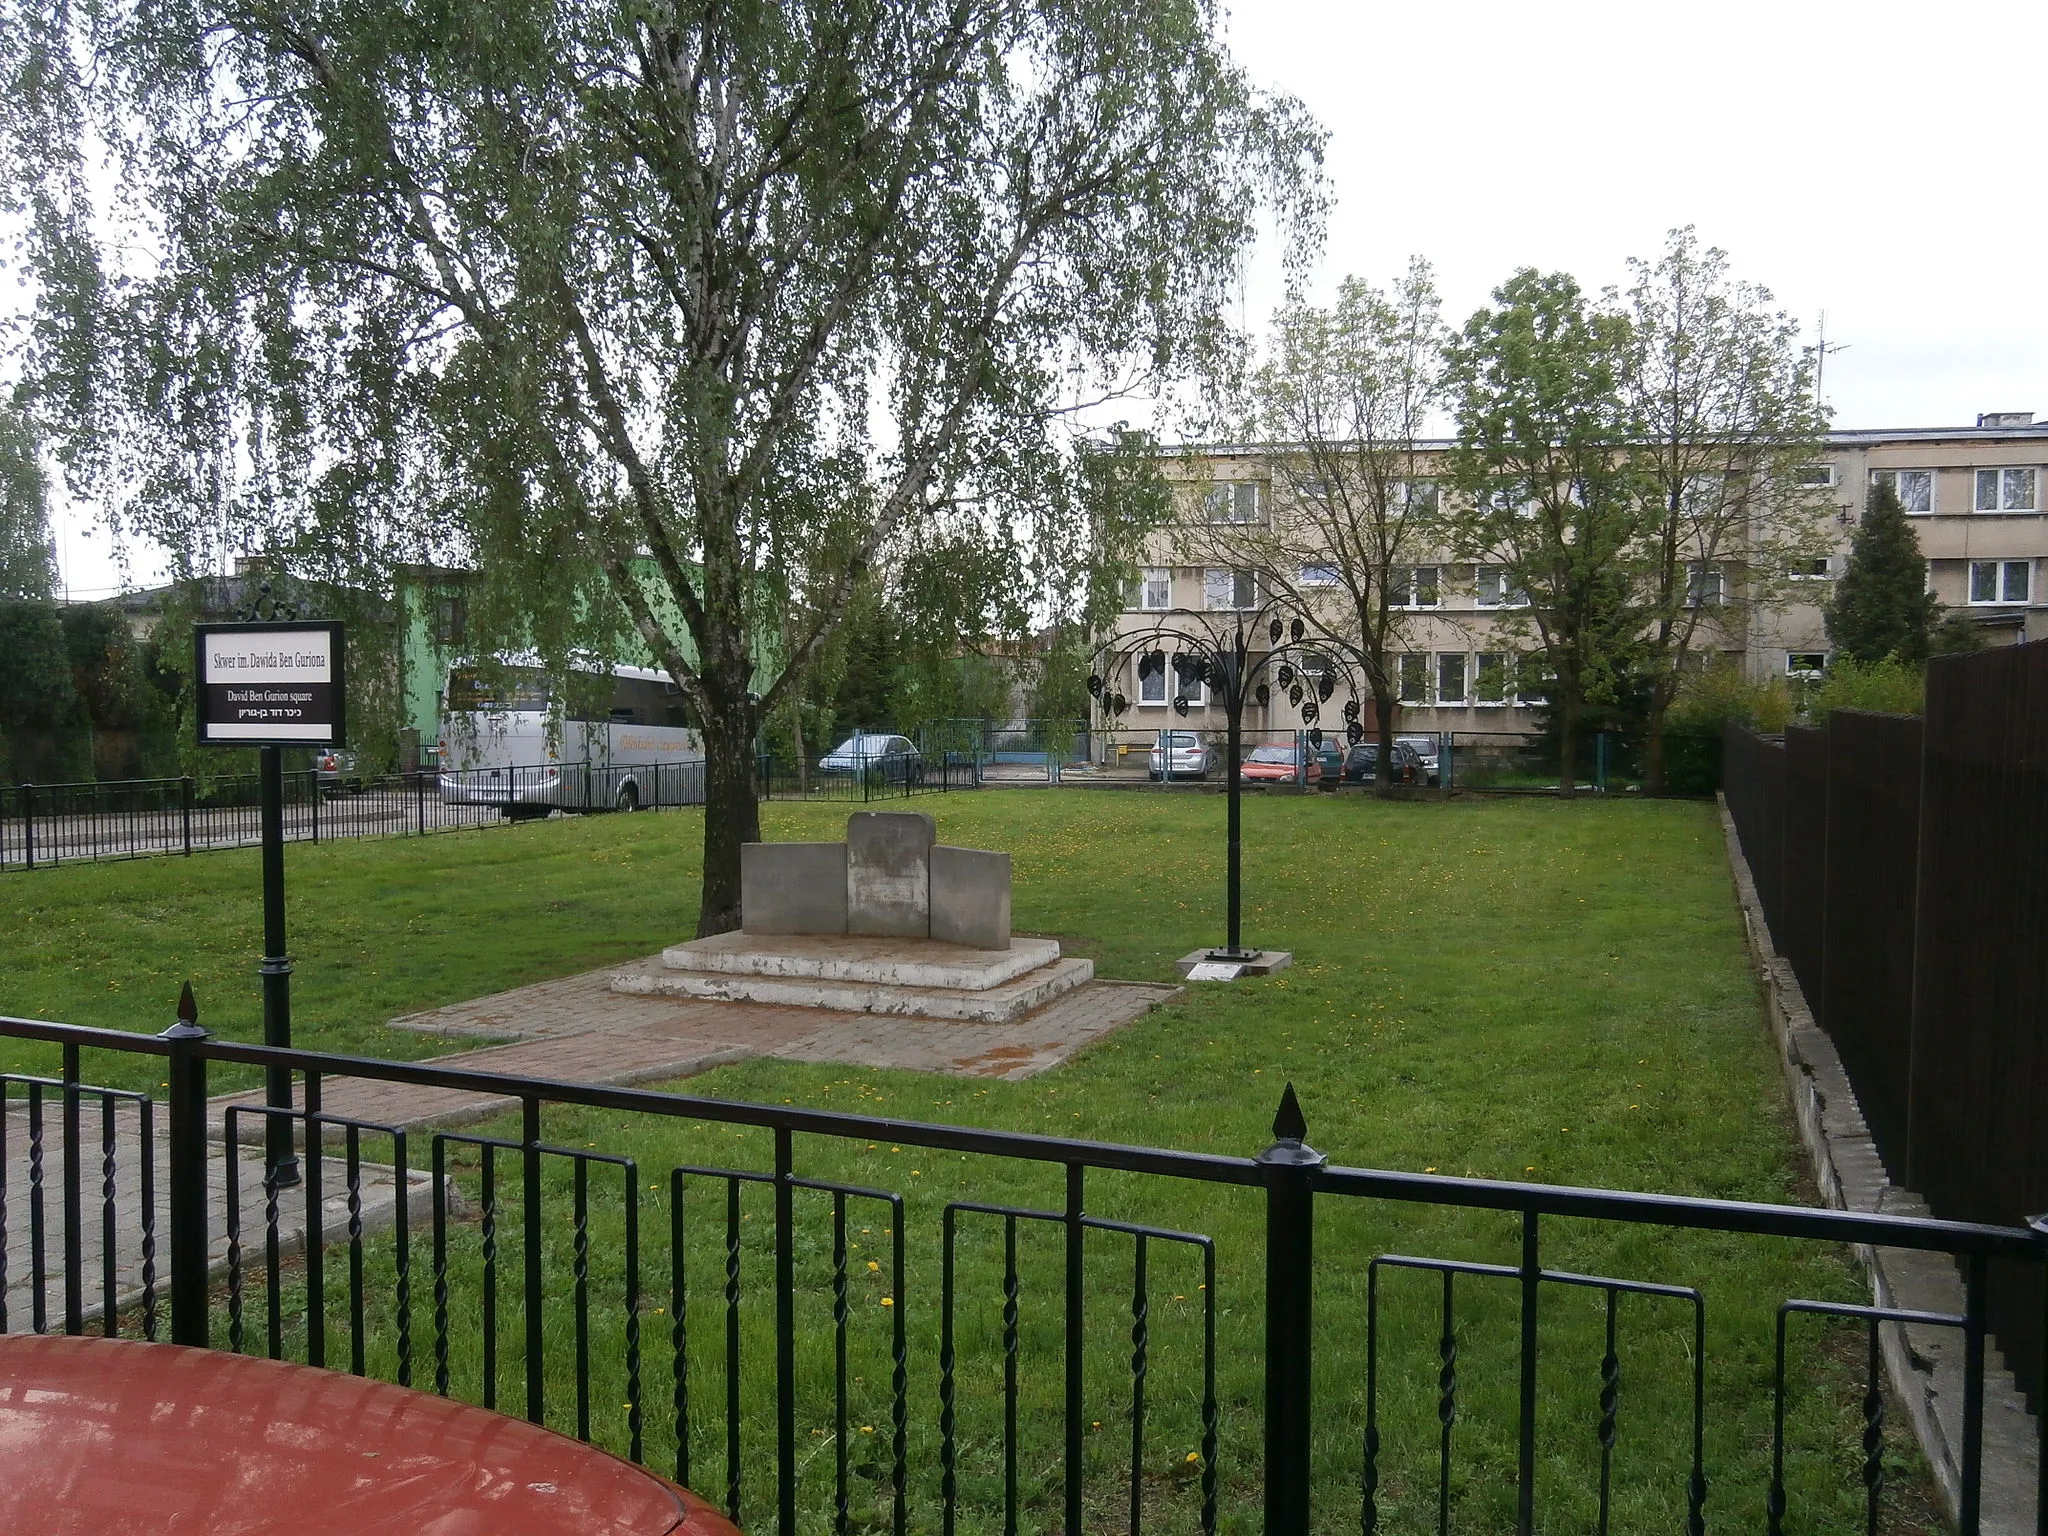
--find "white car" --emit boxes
[1148,730,1210,780]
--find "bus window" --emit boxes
[447,666,550,712]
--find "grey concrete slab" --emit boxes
[845,811,935,939]
[742,841,849,935]
[617,955,1095,1022]
[654,931,1056,991]
[930,846,1011,950]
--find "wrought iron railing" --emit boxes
[0,1012,2042,1535]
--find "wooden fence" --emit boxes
[1722,639,2048,1410]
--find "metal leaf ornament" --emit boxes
[1308,728,1324,749]
[1288,684,1303,708]
[1291,618,1306,642]
[1139,651,1164,682]
[1110,692,1128,715]
[1087,673,1104,699]
[1268,618,1284,645]
[1301,700,1319,724]
[1318,674,1336,702]
[1255,683,1270,708]
[1343,699,1360,723]
[1276,662,1294,688]
[1346,721,1364,745]
[1173,696,1189,716]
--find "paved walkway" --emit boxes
[205,956,1173,1138]
[2,1093,432,1334]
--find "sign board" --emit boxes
[194,622,346,748]
[1184,960,1245,982]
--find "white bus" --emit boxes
[437,658,706,817]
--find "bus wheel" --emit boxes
[615,782,639,813]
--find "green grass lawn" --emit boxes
[0,792,1934,1533]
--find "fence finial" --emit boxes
[162,981,207,1041]
[1271,1082,1307,1144]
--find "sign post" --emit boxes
[195,603,345,1190]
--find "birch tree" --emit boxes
[2,0,1322,931]
[1614,228,1828,792]
[1187,260,1445,795]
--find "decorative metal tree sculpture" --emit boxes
[1090,598,1366,963]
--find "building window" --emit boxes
[1475,565,1526,608]
[1870,469,1933,514]
[1390,566,1440,609]
[1969,560,2031,605]
[1685,562,1724,607]
[1794,464,1836,488]
[1786,652,1827,679]
[1398,653,1428,705]
[1135,568,1170,610]
[1205,481,1264,525]
[1514,660,1550,705]
[1788,557,1830,580]
[1205,568,1258,610]
[1299,563,1340,588]
[1171,654,1208,706]
[1435,652,1467,706]
[430,592,467,647]
[1474,653,1509,706]
[1974,467,2038,512]
[1396,480,1441,515]
[1138,655,1167,705]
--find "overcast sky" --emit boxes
[42,0,2048,599]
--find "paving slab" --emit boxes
[617,955,1094,1021]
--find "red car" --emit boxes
[0,1334,742,1536]
[1239,744,1318,783]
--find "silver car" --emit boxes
[1148,730,1210,780]
[1396,735,1441,786]
[818,733,923,784]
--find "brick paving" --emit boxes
[386,956,1176,1086]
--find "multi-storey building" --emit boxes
[1096,413,2046,740]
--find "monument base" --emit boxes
[612,932,1092,1022]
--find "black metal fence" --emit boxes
[755,748,980,802]
[1,759,710,871]
[2,1012,2043,1534]
[1722,638,2048,1412]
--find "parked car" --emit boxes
[1148,730,1210,780]
[314,749,363,797]
[1396,734,1442,786]
[1238,743,1333,783]
[1342,740,1424,785]
[818,733,922,784]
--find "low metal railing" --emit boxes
[1,759,709,870]
[0,1011,2041,1535]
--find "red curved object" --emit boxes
[0,1334,744,1536]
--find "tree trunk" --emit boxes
[696,702,761,936]
[1557,689,1579,798]
[1643,683,1672,796]
[1374,701,1397,800]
